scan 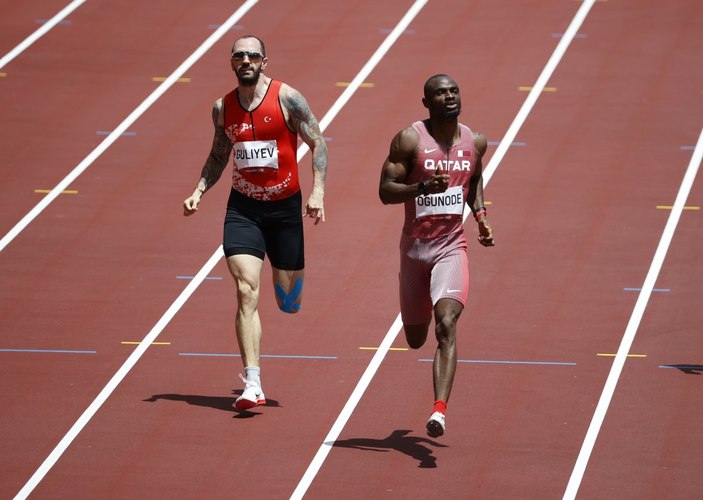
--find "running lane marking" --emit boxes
[563,125,703,500]
[12,5,260,497]
[13,0,422,496]
[0,0,86,70]
[291,1,599,498]
[0,1,258,253]
[13,251,224,499]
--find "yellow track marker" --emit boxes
[34,189,78,194]
[0,72,7,77]
[359,346,408,351]
[656,205,700,210]
[519,86,557,92]
[152,76,191,83]
[336,82,374,88]
[121,341,171,345]
[597,353,646,358]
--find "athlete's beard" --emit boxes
[236,66,261,87]
[442,105,461,120]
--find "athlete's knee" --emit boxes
[435,314,458,332]
[434,301,462,336]
[275,277,303,314]
[434,309,459,339]
[234,276,259,309]
[404,324,429,349]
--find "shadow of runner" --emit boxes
[143,391,281,418]
[328,429,448,468]
[663,364,703,375]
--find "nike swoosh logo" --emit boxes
[424,148,438,153]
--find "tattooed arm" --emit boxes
[183,99,233,216]
[280,83,328,224]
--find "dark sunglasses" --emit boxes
[231,50,264,62]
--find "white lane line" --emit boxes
[290,1,428,496]
[0,0,86,70]
[13,250,224,500]
[291,1,598,498]
[0,0,259,253]
[11,5,260,496]
[562,126,703,500]
[483,0,596,186]
[13,0,424,496]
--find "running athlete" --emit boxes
[183,35,327,410]
[378,74,494,437]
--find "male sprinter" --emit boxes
[184,35,327,409]
[378,74,494,437]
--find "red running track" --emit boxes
[1,0,702,498]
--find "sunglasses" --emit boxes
[231,50,264,62]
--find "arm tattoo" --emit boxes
[198,104,232,191]
[283,90,328,181]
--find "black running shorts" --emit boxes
[223,188,305,270]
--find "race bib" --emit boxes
[415,185,464,218]
[233,140,278,170]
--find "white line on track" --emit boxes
[0,0,87,70]
[562,126,703,499]
[289,1,428,496]
[483,0,596,186]
[12,4,260,497]
[0,1,259,253]
[10,0,606,496]
[13,0,428,496]
[289,0,599,498]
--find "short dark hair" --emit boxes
[423,73,452,98]
[232,35,266,56]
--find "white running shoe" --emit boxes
[426,411,445,438]
[234,374,266,410]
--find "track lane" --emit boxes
[299,0,703,497]
[2,0,701,498]
[0,0,257,241]
[0,0,73,59]
[3,0,438,497]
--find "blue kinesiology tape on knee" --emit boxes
[275,278,303,313]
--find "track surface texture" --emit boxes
[1,0,701,498]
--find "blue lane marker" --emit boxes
[178,352,336,360]
[488,141,526,147]
[1,348,96,354]
[623,287,670,292]
[418,358,576,366]
[659,364,703,375]
[176,275,223,280]
[96,130,137,137]
[659,364,702,370]
[680,146,695,151]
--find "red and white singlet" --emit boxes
[223,79,299,201]
[402,120,477,239]
[397,120,477,322]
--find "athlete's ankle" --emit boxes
[433,400,447,415]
